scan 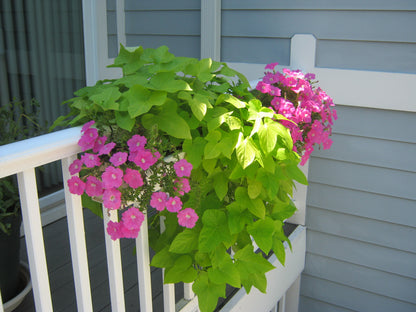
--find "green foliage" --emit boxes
[55,44,308,312]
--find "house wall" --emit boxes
[220,1,416,311]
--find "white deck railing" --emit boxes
[0,126,306,312]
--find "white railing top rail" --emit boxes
[0,127,82,179]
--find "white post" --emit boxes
[135,212,153,312]
[287,160,309,226]
[103,208,126,311]
[18,169,53,311]
[62,156,93,311]
[284,276,302,312]
[0,290,4,312]
[116,0,126,48]
[290,34,316,72]
[201,0,221,61]
[160,216,176,311]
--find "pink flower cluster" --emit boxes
[67,121,199,240]
[256,63,337,165]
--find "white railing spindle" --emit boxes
[136,212,153,311]
[61,156,93,311]
[184,283,195,300]
[103,208,126,311]
[18,168,53,311]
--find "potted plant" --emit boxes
[53,45,335,312]
[0,99,45,307]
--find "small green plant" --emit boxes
[0,99,46,234]
[54,45,308,312]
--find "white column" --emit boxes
[201,0,221,61]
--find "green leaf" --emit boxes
[272,236,286,266]
[164,255,197,283]
[169,228,199,254]
[247,218,275,254]
[208,262,241,289]
[199,210,232,252]
[202,158,217,175]
[216,130,240,159]
[183,137,206,169]
[247,197,266,219]
[111,45,144,74]
[247,178,263,199]
[125,85,167,118]
[115,111,135,131]
[258,122,278,154]
[226,202,249,235]
[206,107,230,132]
[151,246,179,269]
[90,86,121,111]
[285,164,308,185]
[141,100,191,139]
[234,245,275,293]
[236,135,257,169]
[148,72,192,93]
[271,199,297,221]
[216,94,246,108]
[193,272,226,312]
[213,171,228,200]
[178,91,210,121]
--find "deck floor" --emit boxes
[14,209,184,312]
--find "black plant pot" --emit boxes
[0,213,22,302]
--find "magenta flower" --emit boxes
[256,81,271,94]
[78,128,98,151]
[106,221,123,240]
[268,85,281,97]
[177,208,199,228]
[122,207,144,230]
[166,196,182,213]
[81,153,101,168]
[101,166,123,189]
[85,176,104,197]
[81,120,95,133]
[67,176,85,195]
[110,152,128,166]
[121,224,140,239]
[98,142,116,156]
[265,62,278,70]
[174,178,191,195]
[130,149,157,171]
[173,159,192,177]
[102,188,122,210]
[150,192,168,211]
[69,159,83,175]
[93,136,107,153]
[123,168,143,188]
[127,135,147,152]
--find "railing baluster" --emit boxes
[184,283,195,300]
[103,208,126,311]
[0,289,4,312]
[136,212,153,311]
[18,169,53,311]
[160,216,176,311]
[61,156,93,311]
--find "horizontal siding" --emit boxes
[124,7,200,59]
[302,105,416,312]
[301,275,416,312]
[299,296,356,312]
[221,4,416,73]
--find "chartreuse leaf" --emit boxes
[234,245,275,293]
[216,94,246,108]
[90,86,121,110]
[115,111,135,131]
[258,122,278,154]
[247,178,263,199]
[199,209,232,252]
[256,168,279,199]
[235,187,265,219]
[183,137,206,169]
[272,236,286,266]
[141,100,191,139]
[236,134,258,169]
[212,170,228,200]
[247,217,275,254]
[285,163,308,185]
[110,45,144,74]
[271,198,297,221]
[193,272,226,312]
[125,85,167,118]
[178,91,210,121]
[169,228,199,254]
[164,255,197,283]
[208,247,241,288]
[226,202,250,235]
[148,72,192,93]
[151,246,179,269]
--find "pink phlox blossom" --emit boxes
[256,81,272,94]
[174,159,193,177]
[322,136,333,150]
[85,176,104,197]
[93,136,107,153]
[150,192,168,211]
[67,176,85,195]
[262,72,279,84]
[166,196,182,213]
[102,166,123,189]
[69,159,83,175]
[78,128,98,151]
[110,152,128,166]
[122,207,144,230]
[129,149,157,171]
[290,126,303,143]
[127,135,147,152]
[98,142,116,156]
[123,168,143,188]
[81,153,101,168]
[174,178,191,195]
[295,107,311,123]
[121,226,140,239]
[305,73,316,81]
[177,208,199,228]
[268,85,281,97]
[102,188,122,210]
[265,62,279,70]
[81,120,95,133]
[106,221,123,240]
